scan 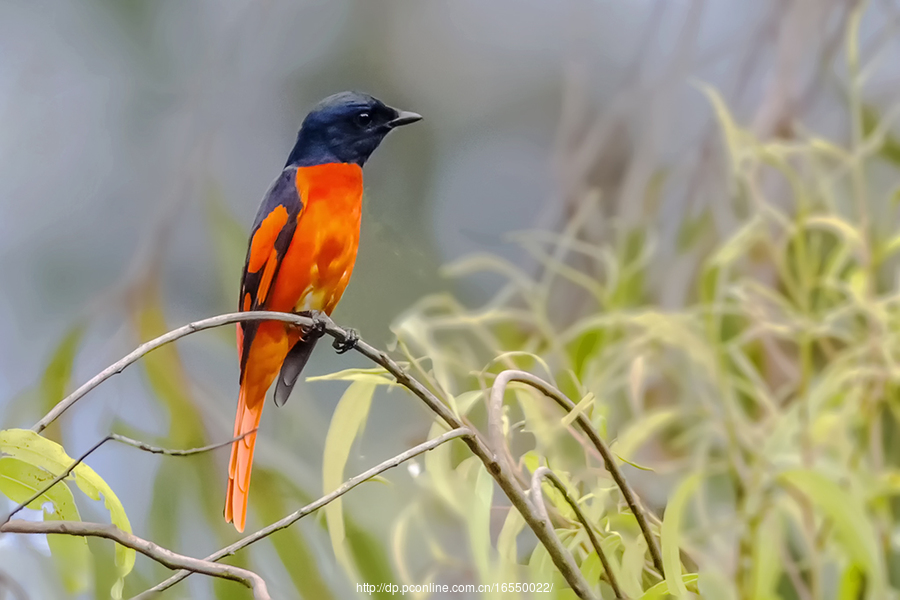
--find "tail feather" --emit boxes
[225,384,264,532]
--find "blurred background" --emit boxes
[3,0,900,598]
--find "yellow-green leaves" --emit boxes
[322,381,377,581]
[780,469,886,595]
[0,457,91,593]
[307,366,398,386]
[0,429,134,598]
[661,473,702,598]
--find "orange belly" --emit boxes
[267,163,363,316]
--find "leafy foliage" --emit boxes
[0,429,134,598]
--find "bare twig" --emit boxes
[108,431,256,456]
[132,427,474,598]
[488,369,665,577]
[531,467,624,599]
[0,520,270,600]
[32,311,319,433]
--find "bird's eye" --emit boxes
[355,112,372,127]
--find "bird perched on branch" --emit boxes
[226,92,421,531]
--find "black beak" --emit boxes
[388,110,423,128]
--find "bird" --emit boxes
[225,91,421,531]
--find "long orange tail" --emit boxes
[225,383,264,532]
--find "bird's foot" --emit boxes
[296,310,328,339]
[333,328,359,354]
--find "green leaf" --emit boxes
[661,472,702,598]
[638,574,700,599]
[462,457,495,584]
[696,82,748,176]
[837,564,866,600]
[346,518,397,600]
[749,511,781,600]
[0,429,134,598]
[322,381,377,581]
[132,292,206,447]
[38,324,85,441]
[497,507,525,564]
[611,408,678,463]
[306,367,398,386]
[779,469,885,594]
[252,469,336,600]
[0,457,92,594]
[619,534,647,598]
[861,104,900,168]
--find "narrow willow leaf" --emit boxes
[750,510,782,600]
[306,367,398,386]
[699,570,738,600]
[346,518,397,600]
[661,472,702,597]
[466,457,495,584]
[620,534,648,598]
[132,292,206,447]
[837,564,866,600]
[0,429,134,598]
[611,408,678,463]
[638,574,700,599]
[780,469,885,594]
[497,507,525,564]
[322,381,377,582]
[422,421,465,513]
[252,469,336,600]
[452,390,484,417]
[0,457,92,594]
[39,324,85,441]
[696,82,748,175]
[560,392,595,427]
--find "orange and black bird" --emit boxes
[226,92,421,531]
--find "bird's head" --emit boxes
[286,91,422,167]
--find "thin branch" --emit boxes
[2,431,255,525]
[488,369,665,577]
[0,520,270,600]
[132,427,474,598]
[531,467,624,600]
[108,431,256,456]
[32,311,607,599]
[33,311,322,433]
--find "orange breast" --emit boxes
[266,163,363,315]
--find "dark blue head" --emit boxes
[285,91,422,168]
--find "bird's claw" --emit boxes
[297,310,328,339]
[333,328,359,354]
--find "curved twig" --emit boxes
[488,369,664,577]
[33,311,322,433]
[531,467,625,599]
[0,520,270,600]
[132,427,473,598]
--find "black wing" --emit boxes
[238,167,303,381]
